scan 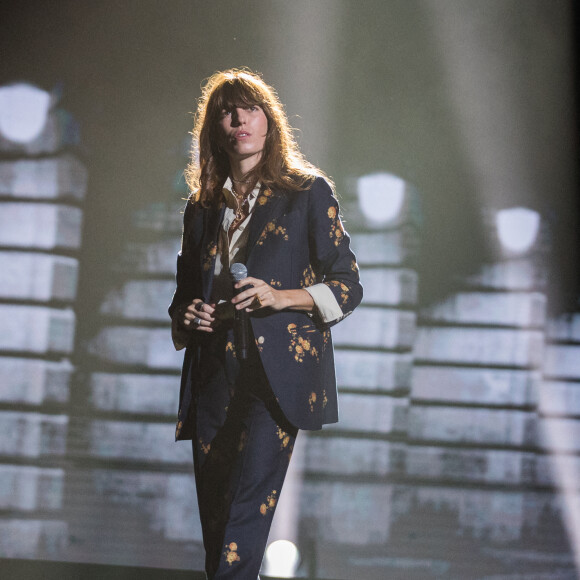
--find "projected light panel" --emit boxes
[0,84,51,144]
[0,82,86,562]
[0,150,576,579]
[67,191,199,570]
[0,89,577,579]
[356,172,406,226]
[496,207,540,255]
[297,173,419,571]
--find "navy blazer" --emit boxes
[169,177,363,439]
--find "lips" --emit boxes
[233,131,250,139]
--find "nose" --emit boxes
[231,107,246,126]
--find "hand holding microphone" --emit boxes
[230,263,313,313]
[230,263,278,313]
[229,263,316,359]
[230,263,252,360]
[229,263,278,360]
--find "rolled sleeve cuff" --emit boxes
[305,283,343,324]
[171,315,189,351]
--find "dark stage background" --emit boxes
[0,1,579,578]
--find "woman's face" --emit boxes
[218,104,268,170]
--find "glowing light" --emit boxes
[0,83,51,143]
[495,207,540,254]
[357,172,405,226]
[262,540,300,578]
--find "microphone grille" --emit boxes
[230,262,248,282]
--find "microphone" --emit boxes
[230,263,252,361]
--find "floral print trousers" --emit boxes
[192,331,297,579]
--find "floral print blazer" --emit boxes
[169,177,363,438]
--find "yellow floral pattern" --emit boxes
[308,390,328,412]
[199,437,211,455]
[202,241,217,271]
[308,392,317,412]
[225,340,236,358]
[300,264,317,288]
[287,323,319,363]
[224,542,240,565]
[351,259,359,273]
[277,427,291,450]
[328,280,350,306]
[257,220,288,246]
[259,490,278,516]
[270,278,282,288]
[327,205,345,246]
[175,420,183,439]
[257,187,273,206]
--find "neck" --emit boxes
[229,152,262,183]
[231,175,252,184]
[229,165,257,197]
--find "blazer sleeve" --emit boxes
[168,199,200,321]
[307,177,363,326]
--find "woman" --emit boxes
[169,68,362,579]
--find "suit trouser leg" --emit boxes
[193,356,297,580]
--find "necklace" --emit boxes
[230,182,250,236]
[231,181,249,202]
[231,175,252,184]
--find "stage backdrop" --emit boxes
[0,1,578,579]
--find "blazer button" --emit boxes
[257,336,265,345]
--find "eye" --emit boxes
[248,105,259,112]
[220,109,231,118]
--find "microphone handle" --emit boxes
[233,283,252,361]
[234,308,250,361]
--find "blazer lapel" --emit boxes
[246,186,287,262]
[199,203,226,301]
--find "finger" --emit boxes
[234,276,261,290]
[195,321,214,333]
[233,292,259,309]
[190,300,216,314]
[196,311,216,322]
[189,316,213,333]
[246,289,275,312]
[232,290,252,304]
[186,306,215,321]
[233,281,268,302]
[185,310,206,321]
[248,293,264,311]
[198,314,221,333]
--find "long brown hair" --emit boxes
[185,68,332,206]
